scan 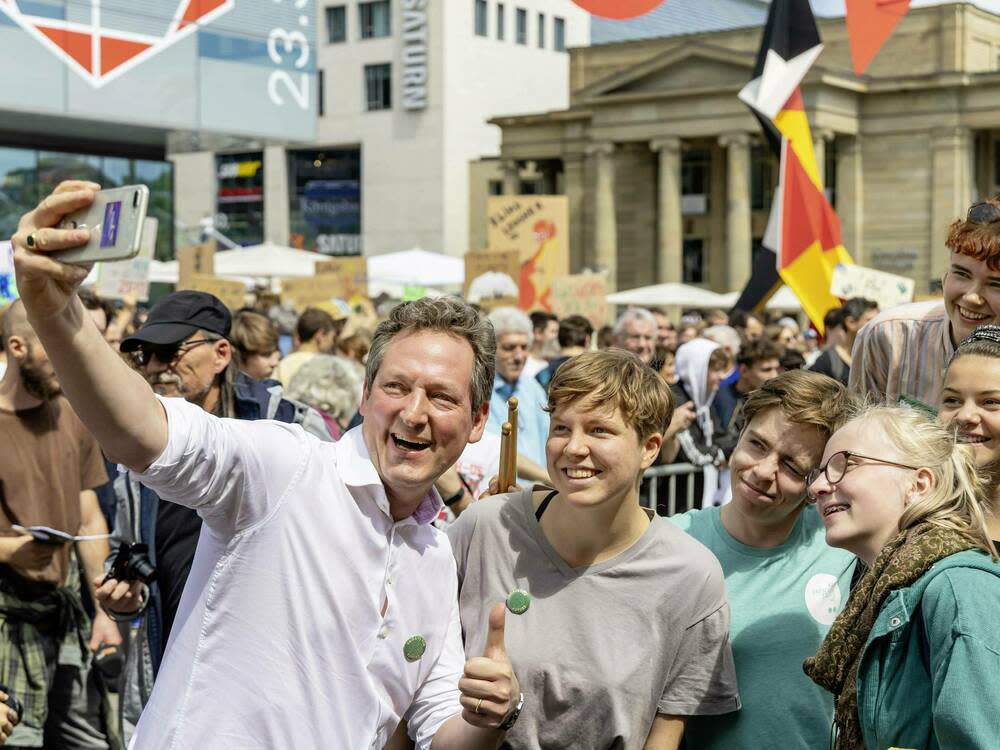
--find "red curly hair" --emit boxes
[947,197,1000,271]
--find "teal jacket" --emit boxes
[855,550,1000,750]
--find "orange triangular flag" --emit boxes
[846,0,911,75]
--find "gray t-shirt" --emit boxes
[447,489,740,750]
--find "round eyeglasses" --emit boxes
[806,450,919,501]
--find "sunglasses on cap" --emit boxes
[966,202,1000,225]
[135,338,216,367]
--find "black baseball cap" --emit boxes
[120,291,232,352]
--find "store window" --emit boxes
[681,148,711,215]
[288,149,362,256]
[326,6,347,43]
[516,8,527,44]
[554,17,566,51]
[475,0,488,36]
[0,146,174,260]
[359,0,391,39]
[682,238,705,284]
[215,152,264,247]
[364,63,392,110]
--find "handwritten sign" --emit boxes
[177,241,216,289]
[184,274,246,310]
[551,272,610,329]
[830,263,914,311]
[486,196,570,312]
[0,242,15,301]
[464,248,521,299]
[314,257,368,299]
[281,274,347,308]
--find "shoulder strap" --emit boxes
[535,489,559,521]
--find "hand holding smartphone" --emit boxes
[52,185,149,265]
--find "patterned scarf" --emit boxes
[803,523,978,750]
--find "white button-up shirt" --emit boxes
[130,396,464,750]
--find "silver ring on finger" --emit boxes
[475,697,484,714]
[26,232,35,248]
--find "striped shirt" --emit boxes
[848,300,952,410]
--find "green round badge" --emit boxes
[506,589,531,615]
[403,636,426,662]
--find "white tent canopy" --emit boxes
[718,285,804,311]
[366,248,464,288]
[606,282,732,309]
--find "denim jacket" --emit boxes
[107,373,333,741]
[854,549,1000,750]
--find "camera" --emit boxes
[0,685,22,722]
[106,542,157,584]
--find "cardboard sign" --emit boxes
[463,249,521,300]
[0,241,16,302]
[177,242,216,288]
[314,257,368,299]
[281,274,347,308]
[184,274,246,310]
[96,218,158,302]
[486,196,570,312]
[551,272,610,329]
[830,263,914,311]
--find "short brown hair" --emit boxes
[737,338,782,369]
[547,350,674,439]
[296,307,335,343]
[947,197,1000,271]
[743,369,852,439]
[231,310,278,357]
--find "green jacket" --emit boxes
[856,550,1000,750]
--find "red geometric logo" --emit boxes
[570,0,665,19]
[0,0,234,88]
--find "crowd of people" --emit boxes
[0,180,996,749]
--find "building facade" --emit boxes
[474,2,1000,294]
[170,0,590,258]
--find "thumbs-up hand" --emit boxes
[458,602,521,729]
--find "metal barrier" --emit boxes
[641,463,700,517]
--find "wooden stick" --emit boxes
[498,398,519,490]
[498,423,514,491]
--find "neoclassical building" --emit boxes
[470,2,1000,294]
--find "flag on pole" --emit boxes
[733,0,852,332]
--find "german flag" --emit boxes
[733,0,853,332]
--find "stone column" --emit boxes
[562,155,587,272]
[931,127,975,286]
[718,132,752,291]
[501,159,520,196]
[836,135,864,264]
[650,137,682,284]
[812,129,834,188]
[263,145,290,246]
[587,142,618,290]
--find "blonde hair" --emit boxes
[846,405,997,559]
[547,350,674,439]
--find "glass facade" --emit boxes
[288,148,362,256]
[215,152,265,246]
[0,146,174,260]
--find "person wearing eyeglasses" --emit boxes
[97,290,333,743]
[851,197,1000,409]
[805,404,1000,750]
[668,370,857,750]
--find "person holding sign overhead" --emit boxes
[448,350,739,749]
[11,182,521,749]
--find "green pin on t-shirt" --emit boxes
[506,589,531,615]
[403,635,426,662]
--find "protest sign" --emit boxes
[184,274,246,310]
[314,257,368,299]
[551,272,610,329]
[0,241,16,302]
[831,263,914,311]
[486,196,570,312]
[463,248,521,300]
[281,275,347,307]
[96,218,158,302]
[177,241,216,288]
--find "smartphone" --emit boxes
[53,185,149,265]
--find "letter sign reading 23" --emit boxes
[268,0,312,110]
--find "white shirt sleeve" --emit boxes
[407,598,465,750]
[134,395,310,536]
